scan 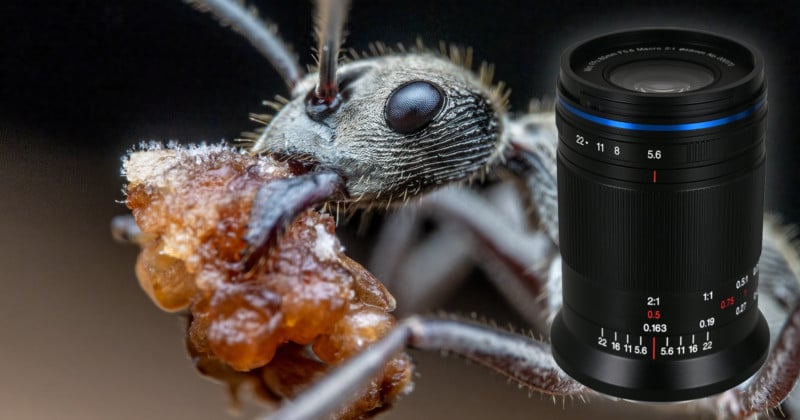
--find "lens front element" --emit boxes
[608,59,716,93]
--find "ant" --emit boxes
[113,1,800,418]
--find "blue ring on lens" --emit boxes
[558,97,766,132]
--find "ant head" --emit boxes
[253,51,509,206]
[187,1,508,206]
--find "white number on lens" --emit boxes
[736,275,749,289]
[699,317,715,328]
[736,302,747,315]
[647,149,662,159]
[575,134,587,146]
[643,323,667,333]
[614,146,620,155]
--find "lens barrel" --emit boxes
[550,28,768,401]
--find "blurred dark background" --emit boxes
[1,1,798,419]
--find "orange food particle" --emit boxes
[122,144,413,417]
[199,281,284,371]
[135,241,196,312]
[313,307,397,363]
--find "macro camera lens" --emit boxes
[550,28,768,401]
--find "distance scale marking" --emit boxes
[586,265,760,361]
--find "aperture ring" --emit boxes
[555,101,767,176]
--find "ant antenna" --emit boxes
[307,0,350,118]
[186,0,304,90]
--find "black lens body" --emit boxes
[550,28,768,402]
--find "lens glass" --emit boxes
[608,59,715,93]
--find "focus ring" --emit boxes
[557,153,764,292]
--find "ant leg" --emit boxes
[704,220,800,417]
[418,187,560,329]
[757,220,800,310]
[110,214,144,244]
[370,185,559,329]
[389,224,477,313]
[504,114,560,245]
[707,302,800,418]
[264,316,586,420]
[243,171,346,270]
[370,204,476,314]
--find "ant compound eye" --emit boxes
[385,81,445,134]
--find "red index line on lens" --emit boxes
[652,337,656,360]
[653,170,657,183]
